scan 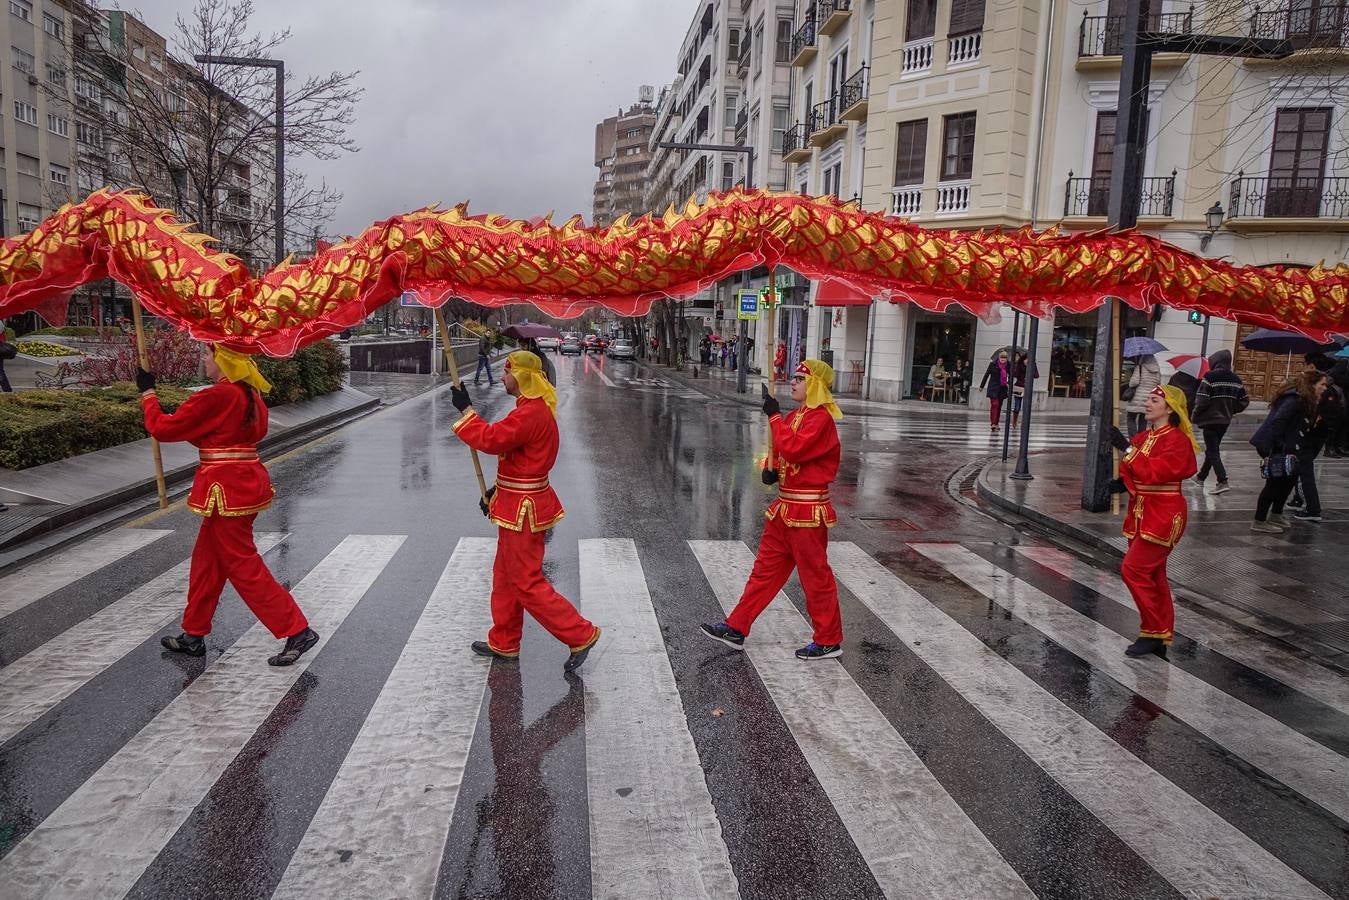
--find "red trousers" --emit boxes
[184,513,308,639]
[989,397,1003,426]
[1121,537,1175,641]
[726,515,843,645]
[489,526,596,653]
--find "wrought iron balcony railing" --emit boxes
[1249,3,1348,50]
[792,17,817,60]
[1064,172,1176,217]
[839,66,868,115]
[809,97,838,134]
[1229,173,1349,219]
[1078,10,1194,57]
[782,122,810,156]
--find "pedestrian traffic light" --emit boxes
[1188,310,1204,325]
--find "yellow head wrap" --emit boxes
[213,346,272,394]
[1155,385,1200,453]
[505,350,557,416]
[796,359,843,421]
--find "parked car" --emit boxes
[583,334,607,354]
[560,336,583,355]
[537,336,561,352]
[607,340,636,360]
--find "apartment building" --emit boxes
[786,0,1348,405]
[592,90,656,228]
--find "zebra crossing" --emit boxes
[1,525,1345,899]
[845,418,1089,450]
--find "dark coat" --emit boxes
[979,360,1010,400]
[1250,389,1309,458]
[1191,368,1250,428]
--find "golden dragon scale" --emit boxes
[1,188,1346,356]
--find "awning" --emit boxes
[813,279,874,307]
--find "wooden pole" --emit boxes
[1111,299,1123,516]
[765,266,778,467]
[434,309,489,503]
[130,296,168,509]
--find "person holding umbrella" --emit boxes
[1124,353,1162,436]
[979,349,1011,431]
[1191,350,1249,495]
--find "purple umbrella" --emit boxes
[502,323,563,340]
[1122,336,1167,358]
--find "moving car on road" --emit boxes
[584,334,607,354]
[537,336,561,352]
[560,336,583,355]
[607,339,636,360]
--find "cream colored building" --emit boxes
[785,0,1348,404]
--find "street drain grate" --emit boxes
[859,517,921,531]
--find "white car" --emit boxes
[537,336,561,351]
[607,340,636,360]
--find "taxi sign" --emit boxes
[737,290,759,320]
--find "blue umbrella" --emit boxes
[1239,328,1336,355]
[1335,345,1349,359]
[1122,336,1167,358]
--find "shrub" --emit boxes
[256,340,348,407]
[32,326,123,339]
[0,385,190,469]
[74,328,202,386]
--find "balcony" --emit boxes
[734,108,749,143]
[891,185,923,218]
[1077,10,1193,60]
[1063,172,1175,217]
[1228,173,1349,228]
[947,30,982,67]
[809,97,847,146]
[839,66,869,121]
[901,38,934,76]
[1249,4,1348,53]
[934,181,971,216]
[818,0,852,37]
[783,122,812,163]
[791,18,818,67]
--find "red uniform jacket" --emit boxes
[141,382,274,517]
[453,397,564,532]
[765,405,840,527]
[1120,424,1198,548]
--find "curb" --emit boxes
[974,468,1126,561]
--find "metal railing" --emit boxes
[1078,9,1194,57]
[1063,171,1175,216]
[902,38,934,74]
[839,65,868,112]
[1229,173,1349,219]
[947,30,983,65]
[1249,3,1348,50]
[782,122,810,156]
[792,17,817,60]
[891,185,923,217]
[809,96,839,134]
[817,0,852,18]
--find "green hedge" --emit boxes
[32,326,121,339]
[256,340,348,407]
[0,385,190,470]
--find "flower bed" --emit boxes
[15,340,84,358]
[0,385,190,469]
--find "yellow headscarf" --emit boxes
[506,350,556,416]
[1155,385,1200,452]
[213,346,272,394]
[796,359,843,421]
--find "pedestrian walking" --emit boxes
[774,342,787,381]
[719,341,728,368]
[1249,371,1326,533]
[1190,349,1249,495]
[701,360,844,660]
[728,338,738,371]
[979,351,1010,431]
[1124,354,1161,435]
[0,321,14,393]
[1288,357,1341,522]
[1011,352,1039,429]
[141,345,319,666]
[474,333,495,386]
[1328,354,1349,457]
[451,351,601,671]
[1106,385,1200,659]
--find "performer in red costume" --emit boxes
[702,360,844,660]
[450,351,601,672]
[1107,384,1200,659]
[139,346,318,666]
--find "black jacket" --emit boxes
[1191,368,1249,428]
[1250,389,1309,458]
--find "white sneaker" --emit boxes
[1270,513,1291,527]
[1250,520,1285,534]
[1208,481,1231,495]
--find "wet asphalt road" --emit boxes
[1,353,1346,900]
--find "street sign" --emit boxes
[398,291,427,307]
[736,290,759,320]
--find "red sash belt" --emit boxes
[199,447,260,464]
[496,475,550,492]
[1134,483,1181,494]
[778,488,830,503]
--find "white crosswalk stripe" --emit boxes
[580,539,737,900]
[830,542,1328,900]
[1014,544,1349,716]
[0,528,173,619]
[0,534,404,900]
[913,542,1349,824]
[272,537,494,900]
[0,533,287,746]
[689,539,1034,900]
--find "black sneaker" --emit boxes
[267,627,320,667]
[471,641,519,659]
[1287,495,1305,509]
[161,632,205,657]
[699,622,745,650]
[564,627,601,672]
[1124,637,1168,660]
[1294,511,1323,522]
[795,641,843,660]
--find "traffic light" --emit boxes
[1187,310,1204,325]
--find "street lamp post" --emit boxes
[193,54,285,266]
[656,141,756,392]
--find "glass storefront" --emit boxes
[1050,306,1151,397]
[908,310,977,403]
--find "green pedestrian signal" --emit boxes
[1187,310,1204,325]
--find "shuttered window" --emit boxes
[905,0,937,41]
[948,0,986,35]
[894,119,928,186]
[940,112,976,181]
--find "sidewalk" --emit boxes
[979,445,1349,667]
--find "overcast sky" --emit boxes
[125,0,698,235]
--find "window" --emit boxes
[75,74,100,100]
[822,160,843,197]
[17,203,41,231]
[948,0,985,35]
[1266,106,1332,217]
[722,160,736,191]
[940,112,976,180]
[47,113,68,136]
[772,104,788,151]
[724,92,738,129]
[894,118,928,185]
[624,127,642,138]
[78,121,105,146]
[42,11,61,39]
[12,46,35,73]
[16,153,39,176]
[46,61,64,85]
[14,100,38,126]
[728,26,740,60]
[906,0,937,41]
[775,19,793,63]
[49,162,68,185]
[9,0,30,22]
[150,51,163,71]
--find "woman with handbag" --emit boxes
[1250,371,1326,534]
[1011,352,1039,429]
[979,351,1011,431]
[1123,354,1161,435]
